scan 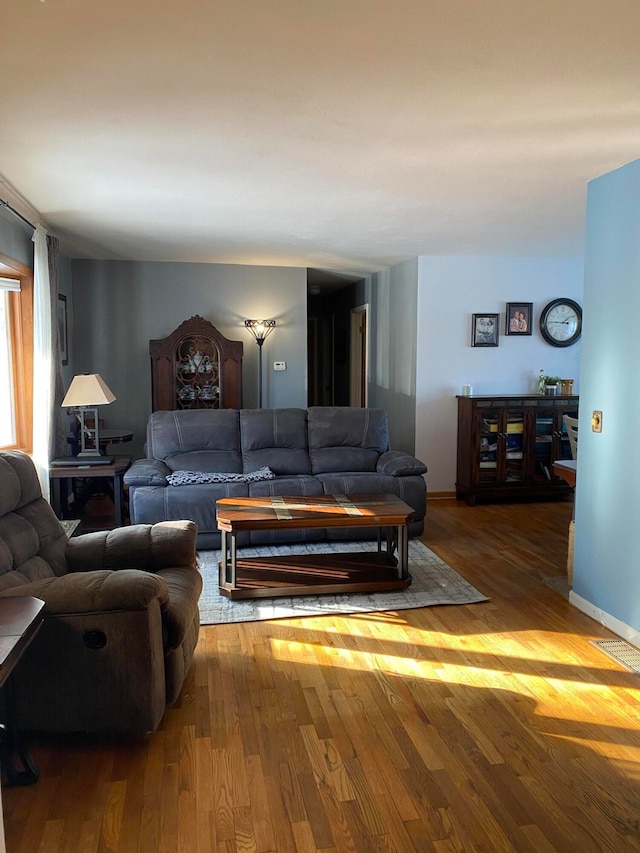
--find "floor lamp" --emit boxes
[244,320,276,408]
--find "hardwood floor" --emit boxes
[4,498,640,852]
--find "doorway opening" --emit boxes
[349,304,368,407]
[306,269,367,407]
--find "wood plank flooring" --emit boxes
[4,498,640,852]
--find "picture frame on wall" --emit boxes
[57,294,68,365]
[472,313,499,347]
[506,302,533,336]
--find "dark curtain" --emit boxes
[48,235,67,460]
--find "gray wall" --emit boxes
[70,260,307,459]
[0,206,33,266]
[367,259,418,455]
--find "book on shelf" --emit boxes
[537,462,552,480]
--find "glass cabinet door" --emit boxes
[175,334,221,409]
[533,406,555,483]
[532,401,578,483]
[503,407,525,484]
[478,410,499,484]
[477,404,525,486]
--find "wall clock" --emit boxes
[539,298,582,347]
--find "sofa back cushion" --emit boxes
[308,407,389,474]
[147,410,242,473]
[241,409,311,474]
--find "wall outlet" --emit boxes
[273,361,286,371]
[592,410,603,433]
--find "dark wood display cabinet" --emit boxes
[150,315,243,411]
[456,394,579,505]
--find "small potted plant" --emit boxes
[543,375,562,395]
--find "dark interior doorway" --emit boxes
[306,270,367,407]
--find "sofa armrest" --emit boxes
[377,450,428,477]
[0,570,169,615]
[65,521,198,573]
[124,458,171,487]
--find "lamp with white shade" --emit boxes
[61,374,116,464]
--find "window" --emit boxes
[0,252,33,452]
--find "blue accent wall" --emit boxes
[575,159,640,634]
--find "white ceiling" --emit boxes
[3,0,640,276]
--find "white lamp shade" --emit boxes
[61,374,116,407]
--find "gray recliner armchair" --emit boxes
[0,450,202,735]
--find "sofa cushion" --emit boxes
[308,407,389,474]
[147,409,242,473]
[241,408,311,474]
[247,475,324,497]
[129,482,249,534]
[315,472,426,516]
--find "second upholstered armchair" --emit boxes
[0,450,202,735]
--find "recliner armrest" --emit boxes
[0,570,169,615]
[65,521,198,573]
[124,458,171,486]
[377,450,428,477]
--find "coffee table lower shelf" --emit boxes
[218,551,412,600]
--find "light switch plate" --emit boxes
[273,361,286,371]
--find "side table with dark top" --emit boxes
[49,456,132,528]
[67,427,134,457]
[0,596,45,786]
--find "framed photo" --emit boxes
[472,313,499,347]
[506,302,533,336]
[57,294,68,365]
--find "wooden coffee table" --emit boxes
[216,493,414,599]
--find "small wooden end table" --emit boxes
[0,596,45,786]
[49,456,132,527]
[216,493,414,600]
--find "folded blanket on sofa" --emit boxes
[167,467,275,486]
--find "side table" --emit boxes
[0,596,45,786]
[49,456,132,528]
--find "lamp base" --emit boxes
[50,455,114,468]
[76,452,114,465]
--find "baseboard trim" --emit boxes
[428,491,457,500]
[569,591,640,649]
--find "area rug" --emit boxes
[542,575,571,600]
[197,540,488,625]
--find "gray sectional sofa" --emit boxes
[124,407,427,549]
